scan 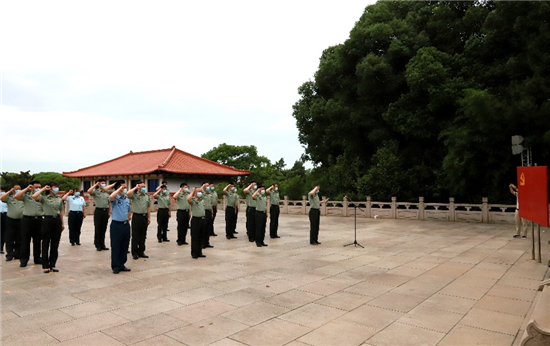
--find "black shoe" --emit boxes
[271,236,280,238]
[133,255,138,260]
[113,270,120,274]
[20,261,27,267]
[227,236,237,239]
[96,248,102,251]
[138,254,149,258]
[71,243,75,246]
[262,243,268,246]
[513,235,520,238]
[158,239,162,243]
[192,256,198,259]
[51,268,59,272]
[198,254,206,257]
[163,239,170,242]
[6,256,13,261]
[249,238,255,242]
[310,242,318,245]
[233,231,238,234]
[76,243,81,246]
[120,267,131,272]
[522,236,527,239]
[101,247,109,250]
[204,244,213,248]
[182,241,188,245]
[256,244,262,247]
[34,259,42,265]
[211,233,218,236]
[315,242,321,245]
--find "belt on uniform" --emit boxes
[69,210,83,213]
[96,208,109,210]
[112,220,128,224]
[226,206,234,209]
[310,208,320,210]
[177,209,189,212]
[1,212,6,214]
[256,210,265,213]
[133,213,147,216]
[158,208,169,210]
[205,210,212,213]
[23,215,42,219]
[193,216,205,219]
[44,215,60,218]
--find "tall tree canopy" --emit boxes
[293,0,550,203]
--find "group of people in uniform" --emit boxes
[0,178,327,275]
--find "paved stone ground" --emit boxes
[1,213,548,346]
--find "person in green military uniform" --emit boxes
[14,180,43,267]
[153,185,171,243]
[32,182,64,273]
[174,183,191,245]
[308,185,327,245]
[266,184,280,238]
[223,183,238,239]
[209,183,218,237]
[127,182,151,259]
[187,186,206,259]
[252,185,268,247]
[202,183,214,249]
[87,179,111,251]
[1,185,24,261]
[244,181,258,242]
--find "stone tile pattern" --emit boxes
[1,213,548,346]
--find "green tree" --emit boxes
[1,171,34,188]
[33,172,80,191]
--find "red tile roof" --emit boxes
[63,146,250,178]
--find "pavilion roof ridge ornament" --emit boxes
[159,145,176,169]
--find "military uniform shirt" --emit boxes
[5,195,24,219]
[92,188,111,208]
[247,190,257,208]
[111,194,131,221]
[22,192,43,216]
[39,195,64,216]
[130,193,150,214]
[176,192,190,210]
[67,196,86,211]
[255,194,267,212]
[226,191,238,207]
[0,193,7,213]
[190,197,205,217]
[211,191,218,208]
[308,193,320,209]
[269,191,280,205]
[156,193,172,209]
[203,192,213,210]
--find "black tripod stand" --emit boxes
[344,199,364,248]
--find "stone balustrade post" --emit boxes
[482,197,489,223]
[366,197,371,218]
[343,196,348,217]
[302,195,307,215]
[419,197,425,220]
[321,196,327,216]
[449,197,455,222]
[282,196,289,214]
[391,197,397,219]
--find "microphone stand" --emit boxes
[344,198,364,248]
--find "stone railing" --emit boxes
[219,196,517,224]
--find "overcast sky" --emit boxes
[1,0,376,174]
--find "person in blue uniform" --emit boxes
[63,188,87,246]
[109,180,132,274]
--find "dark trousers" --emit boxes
[110,220,130,271]
[41,216,62,269]
[191,216,205,257]
[203,210,212,247]
[246,207,256,240]
[68,211,84,244]
[157,209,169,241]
[131,214,148,256]
[5,217,22,259]
[94,208,109,249]
[309,208,320,243]
[1,212,6,252]
[177,209,189,244]
[210,206,217,235]
[255,211,267,246]
[20,216,42,264]
[269,205,280,237]
[225,206,236,237]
